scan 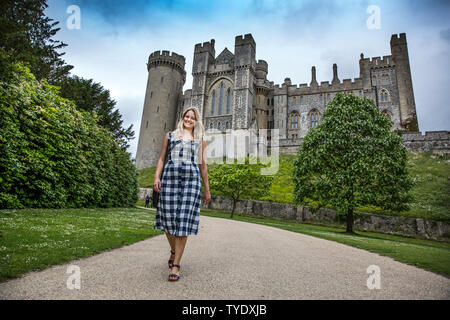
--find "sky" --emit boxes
[45,0,450,158]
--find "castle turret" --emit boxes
[332,63,340,85]
[390,33,419,131]
[310,66,318,88]
[359,53,372,91]
[191,39,215,118]
[234,34,256,129]
[135,50,186,169]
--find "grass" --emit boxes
[0,207,162,282]
[138,152,450,222]
[197,207,450,277]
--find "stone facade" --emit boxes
[136,33,420,168]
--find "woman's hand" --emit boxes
[203,190,211,206]
[153,178,161,193]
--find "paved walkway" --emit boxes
[1,209,449,299]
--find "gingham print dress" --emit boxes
[154,131,202,236]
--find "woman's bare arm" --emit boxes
[199,139,210,194]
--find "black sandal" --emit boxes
[168,264,180,281]
[168,250,175,268]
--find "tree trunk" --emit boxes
[231,200,236,218]
[346,207,354,233]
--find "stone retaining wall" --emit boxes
[203,195,450,241]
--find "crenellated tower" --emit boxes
[135,50,186,169]
[390,33,419,131]
[191,39,215,118]
[233,34,256,129]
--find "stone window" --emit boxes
[310,110,320,128]
[210,122,213,129]
[211,90,216,115]
[300,96,304,104]
[381,74,390,85]
[226,88,231,114]
[219,82,224,115]
[226,121,230,129]
[290,112,299,129]
[381,110,392,121]
[380,89,390,102]
[372,75,377,86]
[218,122,222,130]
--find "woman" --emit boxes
[153,106,211,281]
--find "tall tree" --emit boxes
[293,92,413,233]
[57,75,135,149]
[0,0,73,82]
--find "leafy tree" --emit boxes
[293,92,413,233]
[209,159,274,218]
[0,63,138,209]
[57,76,135,149]
[0,0,73,82]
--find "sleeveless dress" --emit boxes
[154,131,202,236]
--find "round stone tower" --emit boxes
[135,50,186,169]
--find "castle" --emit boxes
[136,33,419,169]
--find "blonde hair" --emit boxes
[174,106,205,142]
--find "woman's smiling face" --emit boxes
[183,110,196,129]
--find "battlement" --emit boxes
[148,50,185,66]
[360,53,394,69]
[256,60,268,70]
[235,34,256,49]
[391,33,407,45]
[273,76,364,94]
[194,39,216,55]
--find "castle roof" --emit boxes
[215,47,234,64]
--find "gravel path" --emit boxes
[1,210,449,299]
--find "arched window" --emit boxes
[211,90,216,115]
[271,98,274,106]
[380,89,390,102]
[226,121,230,129]
[218,83,224,115]
[290,112,299,129]
[381,110,392,122]
[218,122,222,130]
[300,96,304,104]
[210,122,213,129]
[310,110,320,128]
[226,88,231,114]
[372,76,377,86]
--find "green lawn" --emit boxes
[0,207,162,282]
[138,152,450,222]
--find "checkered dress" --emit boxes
[154,131,202,236]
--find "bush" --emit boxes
[0,64,138,208]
